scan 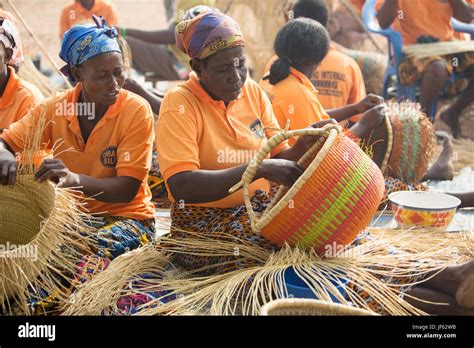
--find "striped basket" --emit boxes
[230,123,385,254]
[362,101,436,184]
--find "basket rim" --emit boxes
[0,176,56,256]
[254,128,338,231]
[260,298,378,316]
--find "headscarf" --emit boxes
[175,12,244,60]
[0,14,22,67]
[59,15,121,82]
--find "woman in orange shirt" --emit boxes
[259,18,386,144]
[0,16,155,313]
[0,17,43,133]
[153,12,474,315]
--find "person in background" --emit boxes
[263,0,383,130]
[377,0,473,136]
[0,17,43,133]
[60,0,119,38]
[120,0,216,81]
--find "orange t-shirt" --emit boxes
[264,50,364,124]
[0,66,44,130]
[348,0,384,15]
[311,45,366,123]
[156,72,289,209]
[0,84,155,220]
[60,0,119,38]
[392,0,455,45]
[259,67,329,145]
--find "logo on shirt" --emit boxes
[101,146,118,168]
[249,119,265,139]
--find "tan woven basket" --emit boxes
[260,299,377,316]
[0,174,95,313]
[0,176,56,302]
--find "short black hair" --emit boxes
[292,0,329,28]
[266,17,330,85]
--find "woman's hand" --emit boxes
[0,148,17,186]
[257,158,305,187]
[355,94,384,114]
[35,158,80,188]
[350,104,387,138]
[295,118,338,151]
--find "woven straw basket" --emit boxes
[363,102,435,184]
[231,123,385,254]
[260,299,377,316]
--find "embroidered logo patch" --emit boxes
[100,146,118,168]
[249,119,265,139]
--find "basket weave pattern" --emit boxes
[233,124,385,255]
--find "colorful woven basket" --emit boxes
[362,101,436,184]
[230,123,385,255]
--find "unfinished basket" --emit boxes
[260,299,377,316]
[230,123,385,254]
[0,174,95,314]
[363,101,436,184]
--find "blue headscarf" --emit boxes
[59,15,121,83]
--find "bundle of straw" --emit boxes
[0,106,96,315]
[403,41,474,60]
[64,225,470,316]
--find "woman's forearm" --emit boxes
[167,164,260,204]
[449,0,473,23]
[376,0,398,29]
[125,28,176,45]
[326,104,360,122]
[75,174,141,203]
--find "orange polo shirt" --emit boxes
[156,72,289,209]
[392,0,455,45]
[259,67,329,145]
[0,66,44,130]
[264,50,364,123]
[1,84,155,220]
[312,45,366,123]
[60,0,119,38]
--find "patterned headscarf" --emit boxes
[0,15,22,67]
[175,12,244,60]
[59,15,121,82]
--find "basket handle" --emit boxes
[229,122,341,232]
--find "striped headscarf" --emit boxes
[175,12,245,60]
[59,15,121,82]
[0,15,22,67]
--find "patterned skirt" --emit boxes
[398,51,474,93]
[26,217,156,315]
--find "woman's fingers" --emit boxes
[36,168,67,183]
[35,160,64,181]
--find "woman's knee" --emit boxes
[425,60,450,80]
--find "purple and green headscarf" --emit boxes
[59,15,121,82]
[175,11,245,60]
